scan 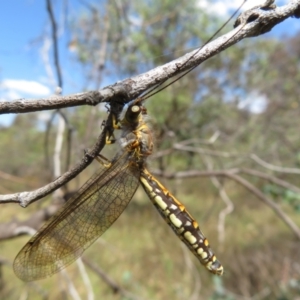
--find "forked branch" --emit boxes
[0,1,299,115]
[151,168,300,240]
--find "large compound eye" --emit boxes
[124,104,142,124]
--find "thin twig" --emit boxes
[60,269,82,300]
[179,243,201,300]
[173,142,300,194]
[0,170,36,187]
[151,169,300,239]
[0,121,107,206]
[215,182,234,247]
[200,154,234,250]
[76,258,94,300]
[1,1,299,114]
[250,154,300,174]
[82,257,144,300]
[46,0,63,89]
[0,99,124,206]
[225,172,300,240]
[240,168,300,194]
[53,115,65,178]
[0,204,59,240]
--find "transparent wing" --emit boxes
[14,153,140,281]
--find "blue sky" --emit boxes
[0,0,82,125]
[0,0,298,126]
[0,1,82,96]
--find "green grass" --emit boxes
[1,179,300,299]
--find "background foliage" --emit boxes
[1,1,300,299]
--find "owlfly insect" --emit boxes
[14,102,223,281]
[13,1,253,282]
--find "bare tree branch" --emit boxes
[76,258,94,300]
[0,256,49,299]
[0,170,36,187]
[0,130,101,206]
[250,154,300,174]
[44,109,74,181]
[216,182,234,246]
[82,2,110,89]
[0,88,125,206]
[53,114,65,178]
[199,149,234,250]
[2,162,298,243]
[0,1,298,296]
[0,204,59,240]
[179,242,202,300]
[240,168,300,194]
[82,258,144,300]
[0,146,99,206]
[60,269,82,300]
[0,107,115,206]
[173,143,240,158]
[0,1,299,115]
[173,142,300,177]
[46,0,63,89]
[151,168,300,239]
[225,172,300,240]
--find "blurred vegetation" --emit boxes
[1,0,300,299]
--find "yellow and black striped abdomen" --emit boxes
[140,168,223,276]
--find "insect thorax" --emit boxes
[119,104,154,164]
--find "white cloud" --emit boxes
[198,0,289,17]
[238,92,267,114]
[0,79,52,127]
[1,89,22,100]
[37,111,52,123]
[0,79,50,97]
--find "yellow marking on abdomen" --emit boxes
[169,214,182,228]
[200,250,208,259]
[178,227,185,234]
[183,231,197,244]
[140,170,224,276]
[154,195,168,210]
[197,247,204,255]
[140,177,152,192]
